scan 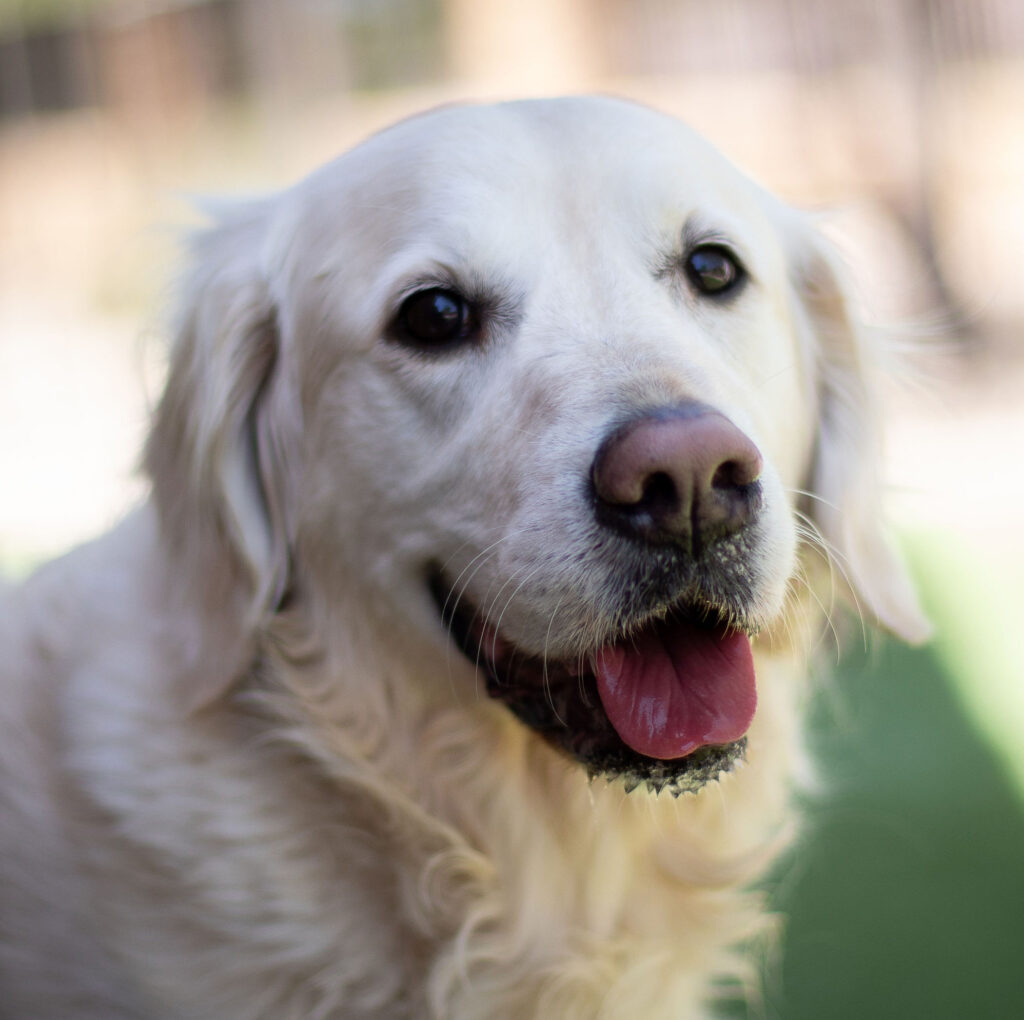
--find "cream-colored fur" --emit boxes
[0,97,926,1019]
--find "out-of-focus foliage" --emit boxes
[0,0,117,34]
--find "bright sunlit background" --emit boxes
[1,2,1022,1016]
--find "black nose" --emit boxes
[591,404,763,551]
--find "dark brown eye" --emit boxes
[397,288,477,347]
[685,245,744,296]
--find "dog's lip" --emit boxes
[429,569,755,794]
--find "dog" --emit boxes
[0,96,927,1019]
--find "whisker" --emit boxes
[791,508,868,650]
[785,486,840,512]
[439,529,526,698]
[577,649,592,707]
[541,592,570,725]
[440,530,518,629]
[486,562,549,666]
[787,559,841,661]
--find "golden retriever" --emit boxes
[0,97,927,1019]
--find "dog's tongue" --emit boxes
[593,617,756,760]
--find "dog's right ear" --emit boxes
[789,217,930,645]
[146,200,301,707]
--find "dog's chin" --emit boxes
[428,571,758,796]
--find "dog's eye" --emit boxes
[685,245,744,296]
[396,288,478,347]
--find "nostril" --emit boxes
[711,460,738,491]
[711,456,760,492]
[639,471,679,514]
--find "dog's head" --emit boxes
[148,97,927,792]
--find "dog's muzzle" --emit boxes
[433,403,767,795]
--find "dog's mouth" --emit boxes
[429,572,757,795]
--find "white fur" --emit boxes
[0,97,926,1019]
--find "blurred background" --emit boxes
[1,1,1021,1015]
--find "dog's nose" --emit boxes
[591,404,763,550]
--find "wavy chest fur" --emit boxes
[48,592,802,1020]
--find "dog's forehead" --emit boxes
[295,98,779,260]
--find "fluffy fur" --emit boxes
[0,97,927,1019]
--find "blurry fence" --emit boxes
[0,0,446,120]
[2,0,1023,119]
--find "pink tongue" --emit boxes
[593,618,756,760]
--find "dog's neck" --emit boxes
[234,591,807,1014]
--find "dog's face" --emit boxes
[150,98,927,793]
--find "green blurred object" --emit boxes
[0,0,116,34]
[728,637,1024,1019]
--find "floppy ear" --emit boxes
[146,200,300,704]
[792,222,930,644]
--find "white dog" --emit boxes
[0,97,926,1019]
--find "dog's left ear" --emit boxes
[790,219,930,644]
[146,200,301,704]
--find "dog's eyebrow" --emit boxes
[396,270,521,317]
[680,214,746,257]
